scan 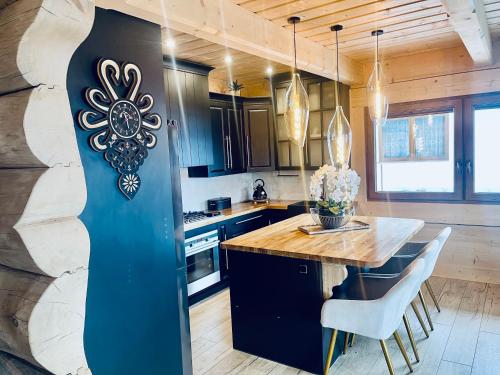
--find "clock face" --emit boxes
[109,100,141,138]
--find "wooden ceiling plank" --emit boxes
[308,6,446,44]
[441,0,493,65]
[324,19,453,49]
[231,0,298,14]
[330,12,450,46]
[296,0,443,38]
[343,23,455,47]
[292,0,439,33]
[259,0,366,23]
[96,0,363,84]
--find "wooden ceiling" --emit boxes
[165,0,500,86]
[164,29,293,86]
[229,0,463,60]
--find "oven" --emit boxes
[185,229,221,296]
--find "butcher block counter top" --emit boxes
[221,214,424,267]
[184,200,297,231]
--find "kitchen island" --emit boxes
[221,214,424,374]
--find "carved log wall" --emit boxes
[0,0,94,374]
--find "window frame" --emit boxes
[365,98,464,202]
[464,93,500,202]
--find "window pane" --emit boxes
[309,112,321,138]
[322,110,334,135]
[381,118,410,160]
[308,83,320,111]
[375,113,455,193]
[322,81,335,109]
[414,114,448,160]
[278,142,289,166]
[276,115,287,141]
[474,108,500,193]
[290,143,302,166]
[309,139,322,167]
[276,88,287,114]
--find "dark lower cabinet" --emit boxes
[244,99,275,171]
[229,251,344,374]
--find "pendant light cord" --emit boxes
[293,22,297,70]
[334,28,340,108]
[376,32,379,64]
[336,29,339,82]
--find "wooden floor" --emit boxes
[189,277,500,375]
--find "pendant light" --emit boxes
[327,24,352,167]
[367,30,388,127]
[284,16,310,148]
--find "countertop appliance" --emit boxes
[185,229,221,296]
[208,197,232,211]
[252,178,268,203]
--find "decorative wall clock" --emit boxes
[78,58,162,199]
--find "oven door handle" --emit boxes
[185,241,220,257]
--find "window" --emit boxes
[464,94,500,202]
[367,94,500,203]
[366,98,463,201]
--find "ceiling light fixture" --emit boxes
[266,66,273,76]
[165,38,176,50]
[367,30,388,128]
[224,55,233,64]
[327,24,352,167]
[284,16,309,148]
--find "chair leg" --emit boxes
[425,279,441,313]
[403,313,420,362]
[411,301,430,338]
[379,339,396,375]
[324,329,338,375]
[394,331,413,373]
[418,289,434,331]
[343,332,350,354]
[349,333,355,347]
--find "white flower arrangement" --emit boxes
[309,164,361,215]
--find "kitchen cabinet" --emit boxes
[272,73,350,170]
[244,98,275,172]
[164,57,214,167]
[188,93,246,177]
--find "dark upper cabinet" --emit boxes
[188,93,246,177]
[244,98,275,172]
[271,73,350,170]
[163,57,214,167]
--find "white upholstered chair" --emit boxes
[321,253,432,375]
[367,227,452,334]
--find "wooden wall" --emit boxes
[350,44,500,284]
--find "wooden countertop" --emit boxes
[221,214,424,267]
[184,200,298,232]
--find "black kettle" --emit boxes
[252,179,268,203]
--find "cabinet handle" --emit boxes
[225,249,229,269]
[455,161,462,174]
[225,136,230,169]
[235,214,263,225]
[246,135,250,168]
[229,136,233,169]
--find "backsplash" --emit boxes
[180,169,253,211]
[180,169,313,212]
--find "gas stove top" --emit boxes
[183,211,222,225]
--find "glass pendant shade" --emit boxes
[367,61,389,127]
[327,105,352,167]
[284,72,310,147]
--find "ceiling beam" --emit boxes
[95,0,363,85]
[441,0,492,65]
